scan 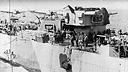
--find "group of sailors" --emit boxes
[2,24,24,36]
[1,23,38,36]
[50,29,128,58]
[49,29,111,52]
[109,30,128,58]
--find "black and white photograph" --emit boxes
[0,0,128,72]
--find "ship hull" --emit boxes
[71,49,128,72]
[32,40,128,72]
[32,41,66,72]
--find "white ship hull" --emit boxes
[32,41,66,72]
[32,40,128,72]
[71,49,128,72]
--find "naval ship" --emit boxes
[31,6,128,72]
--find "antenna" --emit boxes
[17,0,41,24]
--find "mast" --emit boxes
[8,0,13,72]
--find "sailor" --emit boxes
[70,34,75,46]
[81,32,85,46]
[9,24,13,31]
[78,32,84,49]
[106,29,111,35]
[5,19,7,24]
[20,26,24,38]
[83,34,88,48]
[118,29,122,35]
[62,30,66,40]
[8,24,13,35]
[58,30,63,43]
[88,31,93,43]
[55,30,60,43]
[126,42,128,57]
[120,45,125,58]
[54,33,57,43]
[75,33,79,47]
[60,31,64,43]
[50,34,55,45]
[98,38,101,47]
[13,26,17,36]
[93,32,97,42]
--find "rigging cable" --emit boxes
[16,0,41,24]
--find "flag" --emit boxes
[68,5,76,15]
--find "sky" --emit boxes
[0,0,128,12]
